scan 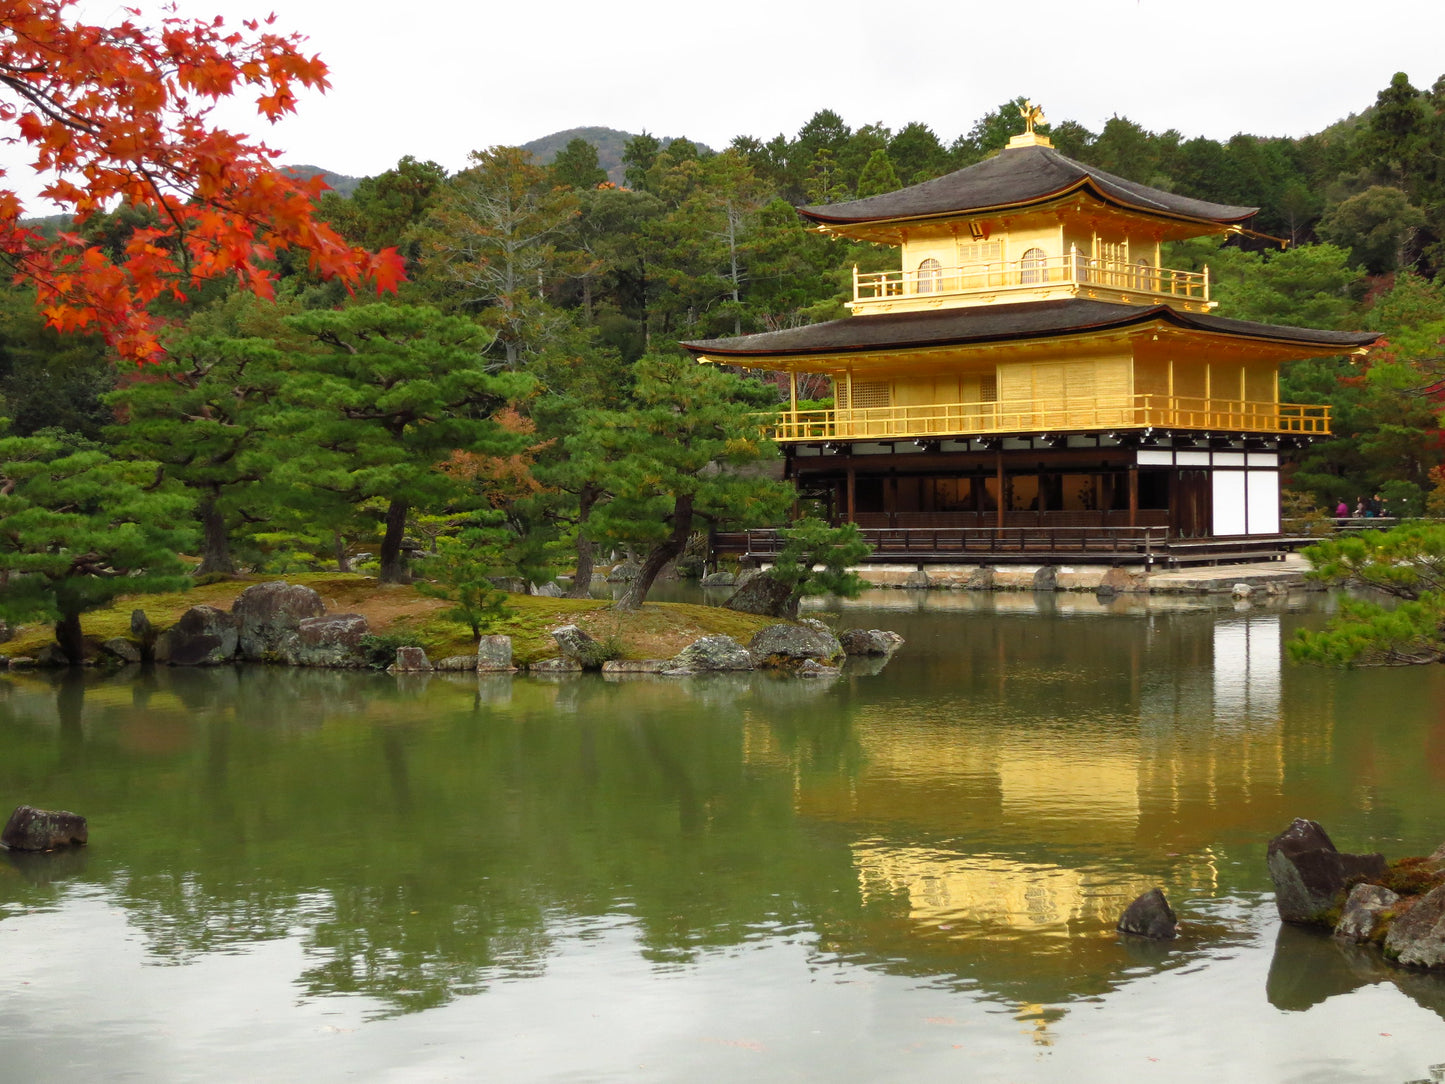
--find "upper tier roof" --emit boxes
[683,299,1378,360]
[799,143,1257,228]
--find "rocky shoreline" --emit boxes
[1266,818,1445,970]
[0,580,904,677]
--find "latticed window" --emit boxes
[956,241,1003,266]
[917,258,942,294]
[979,374,998,403]
[1134,258,1154,291]
[850,381,891,409]
[1019,247,1046,285]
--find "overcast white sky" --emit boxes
[13,0,1445,193]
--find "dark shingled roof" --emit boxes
[799,143,1257,227]
[683,300,1378,359]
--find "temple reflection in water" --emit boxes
[742,602,1291,1005]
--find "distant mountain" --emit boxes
[283,164,362,197]
[522,127,715,186]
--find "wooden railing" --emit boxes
[768,394,1330,442]
[853,253,1208,307]
[716,525,1171,563]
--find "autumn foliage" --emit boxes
[0,0,404,361]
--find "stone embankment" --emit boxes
[719,554,1315,596]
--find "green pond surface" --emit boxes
[2,589,1444,1082]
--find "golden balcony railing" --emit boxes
[852,254,1209,308]
[767,395,1330,442]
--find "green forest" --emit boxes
[5,81,1445,654]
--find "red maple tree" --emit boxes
[0,0,404,362]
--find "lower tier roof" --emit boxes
[682,299,1378,363]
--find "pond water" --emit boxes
[1,589,1443,1082]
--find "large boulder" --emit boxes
[700,570,737,588]
[130,609,157,661]
[671,635,754,672]
[33,644,72,667]
[838,629,904,657]
[748,620,844,670]
[1117,888,1178,940]
[1266,819,1388,925]
[100,638,142,664]
[388,646,432,673]
[602,659,671,674]
[551,625,611,669]
[154,605,239,666]
[529,656,582,673]
[722,571,795,617]
[435,655,480,671]
[606,560,640,583]
[2,805,88,851]
[477,635,514,672]
[1383,883,1445,969]
[964,566,997,590]
[1334,883,1400,944]
[282,613,370,668]
[232,581,325,661]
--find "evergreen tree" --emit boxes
[855,148,901,198]
[0,433,192,662]
[583,355,790,610]
[105,328,285,576]
[550,138,607,190]
[265,304,532,583]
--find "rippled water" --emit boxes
[2,589,1443,1082]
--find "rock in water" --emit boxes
[1383,884,1445,969]
[1117,888,1178,939]
[838,629,904,657]
[153,605,239,666]
[748,622,844,670]
[2,805,88,851]
[284,614,370,668]
[388,646,432,673]
[1266,818,1387,925]
[477,635,514,672]
[722,572,795,617]
[670,635,754,672]
[1334,883,1400,944]
[551,625,610,669]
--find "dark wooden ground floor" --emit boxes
[786,433,1286,541]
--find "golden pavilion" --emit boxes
[684,105,1377,558]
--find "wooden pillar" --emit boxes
[789,370,797,415]
[888,473,898,528]
[846,465,856,524]
[1128,464,1139,528]
[995,450,1005,529]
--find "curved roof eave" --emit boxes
[681,300,1378,361]
[796,145,1258,228]
[801,177,1258,230]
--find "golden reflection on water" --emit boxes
[744,606,1292,978]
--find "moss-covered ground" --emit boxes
[0,573,779,667]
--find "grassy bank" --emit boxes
[0,574,780,667]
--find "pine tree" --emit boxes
[265,304,532,583]
[584,355,790,610]
[0,434,193,661]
